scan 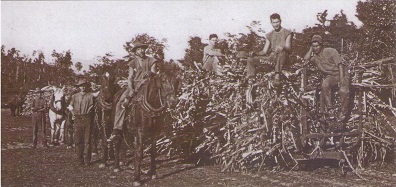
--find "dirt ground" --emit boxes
[2,108,396,187]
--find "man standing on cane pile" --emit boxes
[107,41,158,142]
[246,13,293,86]
[68,79,95,166]
[31,87,48,148]
[304,35,350,123]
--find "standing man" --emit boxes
[202,34,226,75]
[31,87,48,148]
[107,41,158,142]
[304,35,350,122]
[68,79,95,166]
[246,13,293,85]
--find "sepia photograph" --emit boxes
[1,0,396,186]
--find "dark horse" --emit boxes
[112,73,179,186]
[9,93,26,116]
[94,72,122,168]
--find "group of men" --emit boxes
[203,13,350,122]
[30,41,157,166]
[31,12,350,166]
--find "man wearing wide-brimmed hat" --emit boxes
[304,35,350,123]
[107,41,158,142]
[31,87,48,148]
[68,78,95,165]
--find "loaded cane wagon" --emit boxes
[291,57,395,177]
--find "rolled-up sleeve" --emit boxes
[330,48,342,66]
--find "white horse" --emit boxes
[45,86,67,145]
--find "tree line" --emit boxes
[1,0,394,101]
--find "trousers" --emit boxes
[32,112,47,146]
[203,56,222,75]
[246,51,287,78]
[113,89,129,131]
[320,73,350,115]
[74,114,93,164]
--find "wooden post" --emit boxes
[300,66,308,143]
[358,71,363,132]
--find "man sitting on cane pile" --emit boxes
[246,13,293,86]
[304,35,350,123]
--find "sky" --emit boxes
[1,0,362,71]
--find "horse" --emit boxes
[8,93,26,116]
[115,73,179,186]
[47,86,67,145]
[94,72,122,168]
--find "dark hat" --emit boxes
[311,35,323,43]
[131,41,149,52]
[75,79,90,87]
[35,87,43,93]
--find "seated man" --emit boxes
[246,13,293,86]
[304,35,350,122]
[202,34,225,75]
[107,41,158,142]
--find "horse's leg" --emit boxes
[59,120,66,144]
[54,120,61,144]
[91,123,99,155]
[10,104,16,117]
[150,120,158,179]
[113,135,122,172]
[119,138,126,166]
[99,115,108,168]
[50,114,56,144]
[133,125,144,186]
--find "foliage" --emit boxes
[356,0,396,61]
[1,46,78,96]
[168,7,396,172]
[124,33,167,61]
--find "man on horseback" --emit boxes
[246,13,293,86]
[304,35,350,122]
[107,41,158,142]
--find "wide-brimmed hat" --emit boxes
[131,41,149,52]
[75,79,90,87]
[35,87,43,93]
[311,35,323,44]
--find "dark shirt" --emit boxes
[311,48,342,76]
[266,28,292,52]
[32,97,46,112]
[128,55,157,90]
[69,92,94,115]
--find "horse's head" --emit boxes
[158,74,181,109]
[52,86,65,110]
[100,72,118,103]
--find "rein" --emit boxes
[49,97,65,115]
[139,77,165,116]
[98,92,113,110]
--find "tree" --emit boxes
[356,0,396,60]
[182,36,206,69]
[75,62,83,72]
[50,50,75,85]
[123,33,167,61]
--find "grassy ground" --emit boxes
[2,109,396,186]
